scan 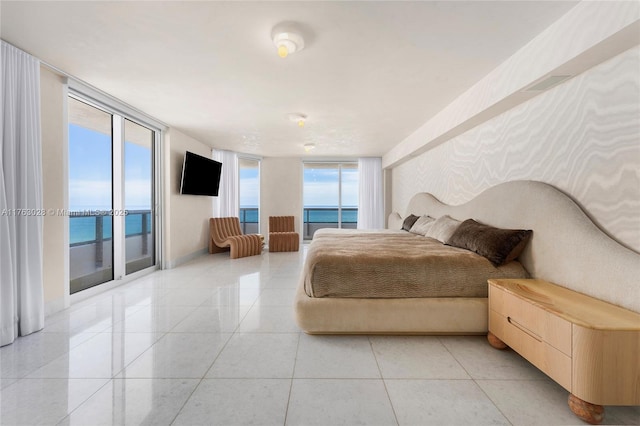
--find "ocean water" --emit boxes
[239,207,357,224]
[70,213,151,244]
[71,208,357,244]
[305,208,358,223]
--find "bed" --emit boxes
[294,180,640,334]
[303,229,528,299]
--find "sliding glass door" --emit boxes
[303,162,358,239]
[124,119,155,274]
[68,98,114,293]
[68,96,157,294]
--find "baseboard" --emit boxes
[166,247,208,269]
[45,249,206,316]
[70,265,159,305]
[44,296,67,317]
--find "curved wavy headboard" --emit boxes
[392,180,640,313]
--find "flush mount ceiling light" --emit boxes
[288,113,307,127]
[272,23,305,58]
[304,143,316,152]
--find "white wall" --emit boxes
[391,47,640,254]
[163,129,214,266]
[260,157,303,245]
[40,66,67,313]
[384,1,639,168]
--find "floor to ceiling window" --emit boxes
[238,157,260,234]
[303,162,358,239]
[124,119,155,275]
[68,95,158,294]
[68,98,114,292]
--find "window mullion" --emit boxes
[112,115,125,281]
[338,165,342,229]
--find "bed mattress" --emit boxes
[303,229,528,298]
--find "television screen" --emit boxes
[180,151,222,196]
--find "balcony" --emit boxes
[303,207,357,239]
[239,207,259,234]
[238,207,358,240]
[70,210,154,294]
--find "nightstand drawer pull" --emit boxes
[507,316,542,342]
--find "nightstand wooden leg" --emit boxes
[568,394,604,425]
[487,332,507,349]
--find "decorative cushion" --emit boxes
[447,219,533,266]
[408,215,435,235]
[425,215,461,243]
[388,212,404,230]
[401,214,419,231]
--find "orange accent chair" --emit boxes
[269,216,300,252]
[209,217,262,259]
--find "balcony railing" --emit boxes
[69,210,154,293]
[303,207,357,239]
[239,207,259,234]
[70,209,152,250]
[239,207,358,239]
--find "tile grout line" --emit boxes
[166,269,271,423]
[168,292,239,425]
[437,336,515,426]
[168,376,205,426]
[152,273,238,425]
[368,336,401,426]
[52,377,115,425]
[283,331,303,426]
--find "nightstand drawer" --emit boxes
[489,284,572,356]
[489,309,572,390]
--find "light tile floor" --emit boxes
[1,248,639,425]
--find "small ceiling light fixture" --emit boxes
[288,113,307,127]
[272,23,305,58]
[304,143,316,152]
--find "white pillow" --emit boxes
[425,215,461,243]
[408,215,435,235]
[388,212,404,230]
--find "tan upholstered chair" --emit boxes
[269,216,300,252]
[209,217,262,259]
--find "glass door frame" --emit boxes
[302,160,358,240]
[67,81,165,303]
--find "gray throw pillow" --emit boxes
[447,219,533,266]
[401,214,419,231]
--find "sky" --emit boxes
[69,124,152,211]
[239,167,259,207]
[239,165,358,208]
[70,123,358,212]
[303,167,358,207]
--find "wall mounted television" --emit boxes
[180,151,222,196]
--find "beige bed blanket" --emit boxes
[304,229,528,298]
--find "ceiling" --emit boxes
[0,1,578,158]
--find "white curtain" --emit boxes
[357,157,384,229]
[212,149,239,217]
[1,42,44,347]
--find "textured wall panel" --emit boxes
[392,47,640,253]
[384,2,640,168]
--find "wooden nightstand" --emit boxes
[487,278,640,425]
